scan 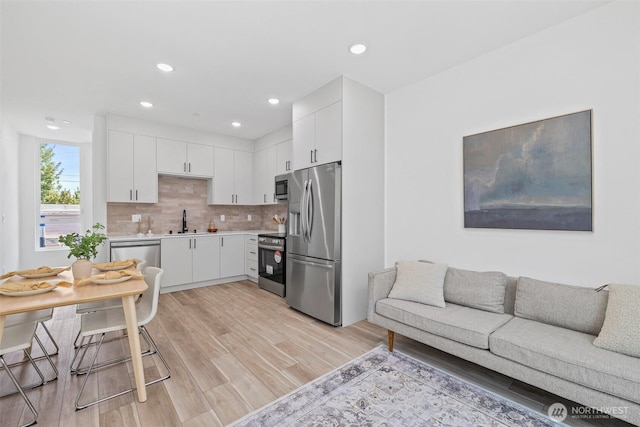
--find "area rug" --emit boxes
[230,345,561,426]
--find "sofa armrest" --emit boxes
[367,267,397,322]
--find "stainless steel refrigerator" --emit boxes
[286,162,341,326]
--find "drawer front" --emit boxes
[246,243,258,261]
[245,235,258,245]
[246,259,258,278]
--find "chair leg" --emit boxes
[33,332,59,382]
[38,322,59,357]
[72,330,153,375]
[0,349,46,398]
[0,355,39,427]
[75,333,106,410]
[75,327,170,410]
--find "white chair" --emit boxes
[75,259,147,316]
[6,309,59,362]
[1,322,47,427]
[71,267,170,410]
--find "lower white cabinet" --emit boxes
[161,234,246,288]
[245,235,258,279]
[219,235,245,278]
[161,235,220,287]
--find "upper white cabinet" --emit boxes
[211,147,253,204]
[254,145,278,205]
[157,138,214,178]
[107,130,157,203]
[276,139,293,175]
[292,78,343,170]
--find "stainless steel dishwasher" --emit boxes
[109,239,161,268]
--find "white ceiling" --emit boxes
[1,0,608,143]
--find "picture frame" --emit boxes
[463,110,592,231]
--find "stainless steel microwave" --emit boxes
[274,174,290,200]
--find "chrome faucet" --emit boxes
[182,210,188,233]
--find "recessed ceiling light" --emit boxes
[45,116,55,123]
[268,98,280,105]
[62,120,71,124]
[349,43,367,55]
[231,121,241,128]
[156,63,174,72]
[140,101,153,108]
[46,124,60,130]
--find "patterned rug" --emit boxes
[230,345,561,427]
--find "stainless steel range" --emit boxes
[258,233,286,297]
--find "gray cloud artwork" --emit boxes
[464,110,592,231]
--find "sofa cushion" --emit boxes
[444,267,507,314]
[593,284,640,357]
[376,298,513,349]
[388,261,447,308]
[490,317,640,404]
[514,277,608,335]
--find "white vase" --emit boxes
[71,259,93,279]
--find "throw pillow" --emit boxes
[388,261,448,308]
[593,284,640,358]
[514,277,608,336]
[444,267,507,314]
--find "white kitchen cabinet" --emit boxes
[160,237,193,287]
[161,235,220,287]
[276,139,293,175]
[107,131,157,203]
[219,235,245,278]
[245,235,258,280]
[157,138,214,178]
[292,101,342,170]
[254,145,277,205]
[192,235,220,282]
[211,147,253,204]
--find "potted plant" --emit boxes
[59,223,107,279]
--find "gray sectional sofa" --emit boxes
[367,264,640,425]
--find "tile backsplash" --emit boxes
[107,175,287,235]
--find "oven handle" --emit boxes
[258,244,285,251]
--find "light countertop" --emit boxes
[108,230,272,242]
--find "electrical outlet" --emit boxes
[132,214,141,223]
[247,215,252,221]
[220,215,225,222]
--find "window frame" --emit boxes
[36,138,88,252]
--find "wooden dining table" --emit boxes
[0,269,149,402]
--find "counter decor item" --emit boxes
[208,219,218,233]
[58,223,108,279]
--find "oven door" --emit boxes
[258,242,286,285]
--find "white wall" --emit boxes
[385,2,640,285]
[0,122,20,273]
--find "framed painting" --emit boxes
[463,110,592,231]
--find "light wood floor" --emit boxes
[0,280,633,426]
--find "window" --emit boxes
[38,141,82,249]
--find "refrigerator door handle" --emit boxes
[301,179,309,242]
[307,179,314,241]
[289,257,332,269]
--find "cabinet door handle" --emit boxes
[264,194,266,203]
[184,162,187,172]
[194,238,197,249]
[310,150,313,163]
[188,162,191,173]
[129,189,133,201]
[221,237,224,247]
[250,251,256,255]
[135,190,138,201]
[189,239,192,249]
[314,149,318,163]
